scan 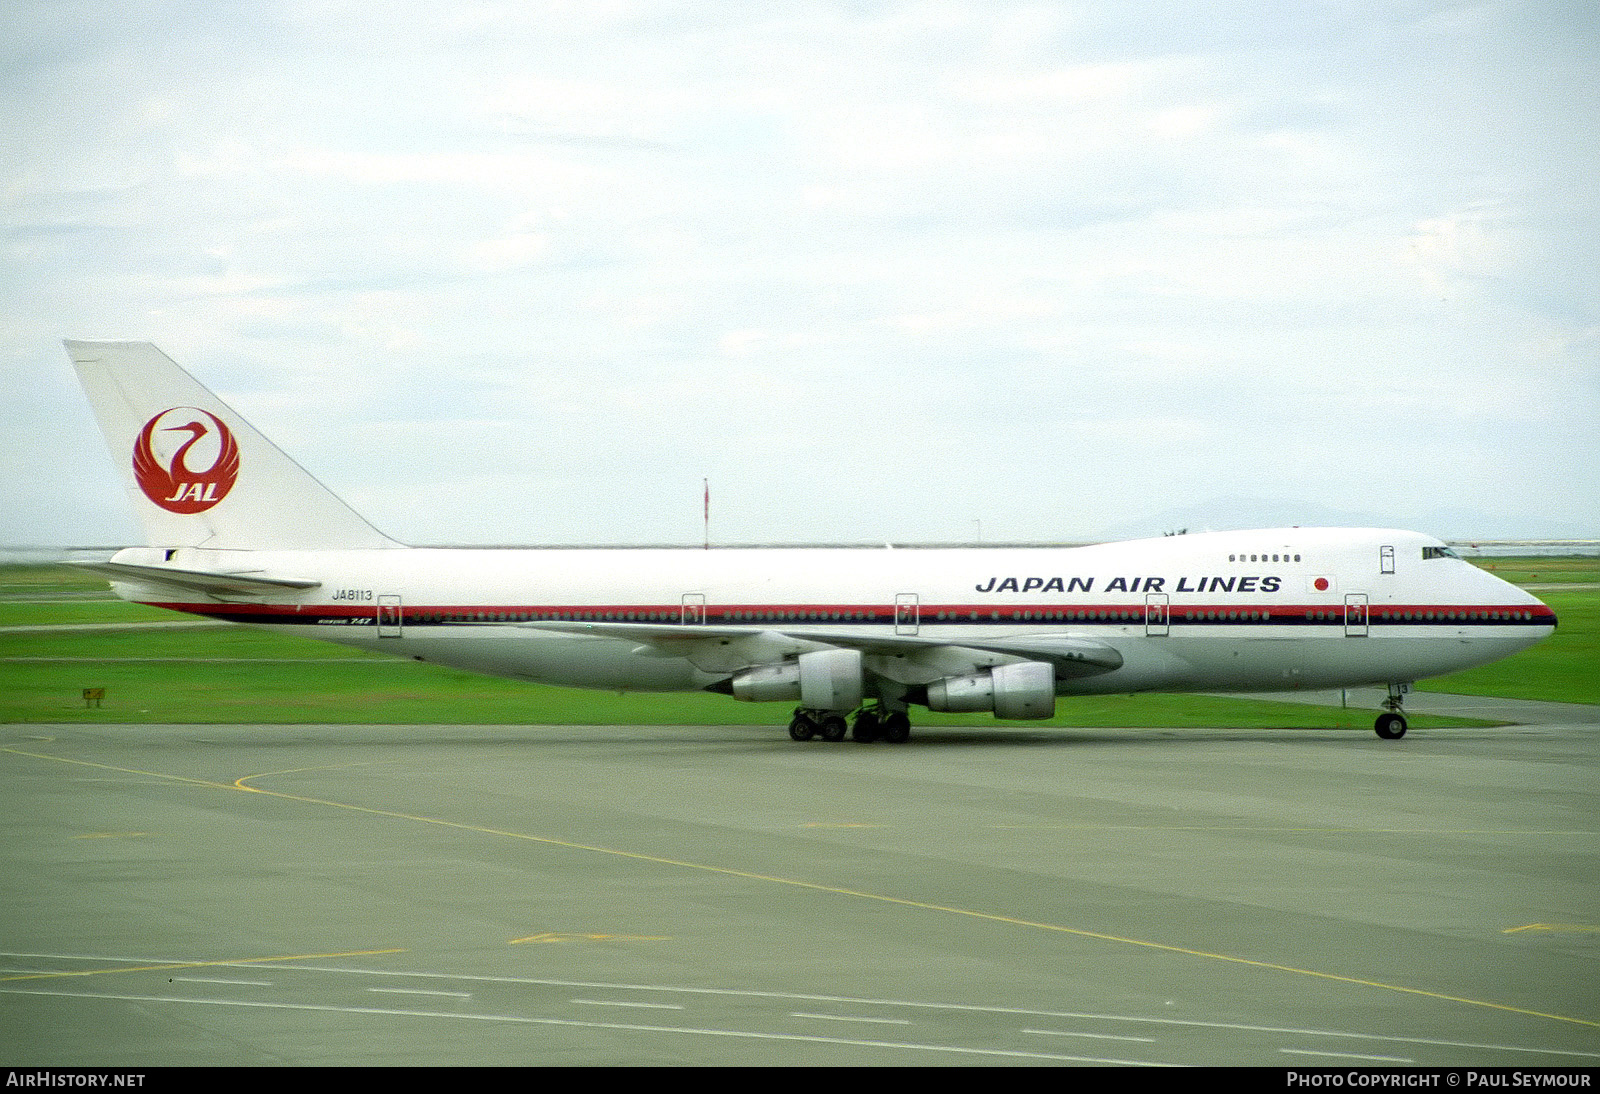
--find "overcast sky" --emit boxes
[4,0,1596,548]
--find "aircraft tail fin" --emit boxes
[67,340,401,550]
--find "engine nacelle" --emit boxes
[731,661,801,703]
[926,661,1056,720]
[798,647,864,711]
[730,648,864,711]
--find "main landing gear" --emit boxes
[788,705,912,744]
[1374,683,1410,740]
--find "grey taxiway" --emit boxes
[2,698,1597,1066]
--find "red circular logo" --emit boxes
[133,408,240,513]
[1314,577,1330,592]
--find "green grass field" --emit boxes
[2,560,1594,727]
[1421,587,1597,704]
[1468,555,1598,584]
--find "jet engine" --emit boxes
[731,648,864,711]
[925,661,1056,720]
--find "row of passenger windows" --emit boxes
[1229,552,1300,562]
[411,609,880,624]
[973,609,1140,623]
[722,610,876,622]
[413,610,678,623]
[408,606,1535,625]
[1378,609,1533,622]
[1305,609,1534,623]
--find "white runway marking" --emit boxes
[5,952,1596,1064]
[367,987,472,999]
[0,987,1163,1064]
[1281,1048,1416,1063]
[260,966,1600,1060]
[789,1012,912,1026]
[1024,1028,1157,1043]
[572,998,686,1010]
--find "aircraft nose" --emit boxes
[1483,567,1557,645]
[1519,588,1558,641]
[1537,598,1557,632]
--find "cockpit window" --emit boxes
[1422,546,1461,560]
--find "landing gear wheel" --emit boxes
[851,712,881,743]
[881,712,911,744]
[1376,683,1411,740]
[788,712,816,741]
[1374,712,1408,740]
[819,715,848,742]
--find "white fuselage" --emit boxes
[107,527,1555,701]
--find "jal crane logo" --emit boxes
[133,408,240,513]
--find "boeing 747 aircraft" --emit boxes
[66,341,1556,742]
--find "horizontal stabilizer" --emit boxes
[71,560,320,596]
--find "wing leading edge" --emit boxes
[516,618,1123,680]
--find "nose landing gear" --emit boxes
[1375,683,1410,739]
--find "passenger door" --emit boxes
[1344,593,1368,637]
[1145,592,1170,637]
[681,593,706,625]
[895,593,920,635]
[377,595,402,638]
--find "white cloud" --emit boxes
[2,1,1596,545]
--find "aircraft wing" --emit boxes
[517,619,1123,679]
[72,560,321,597]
